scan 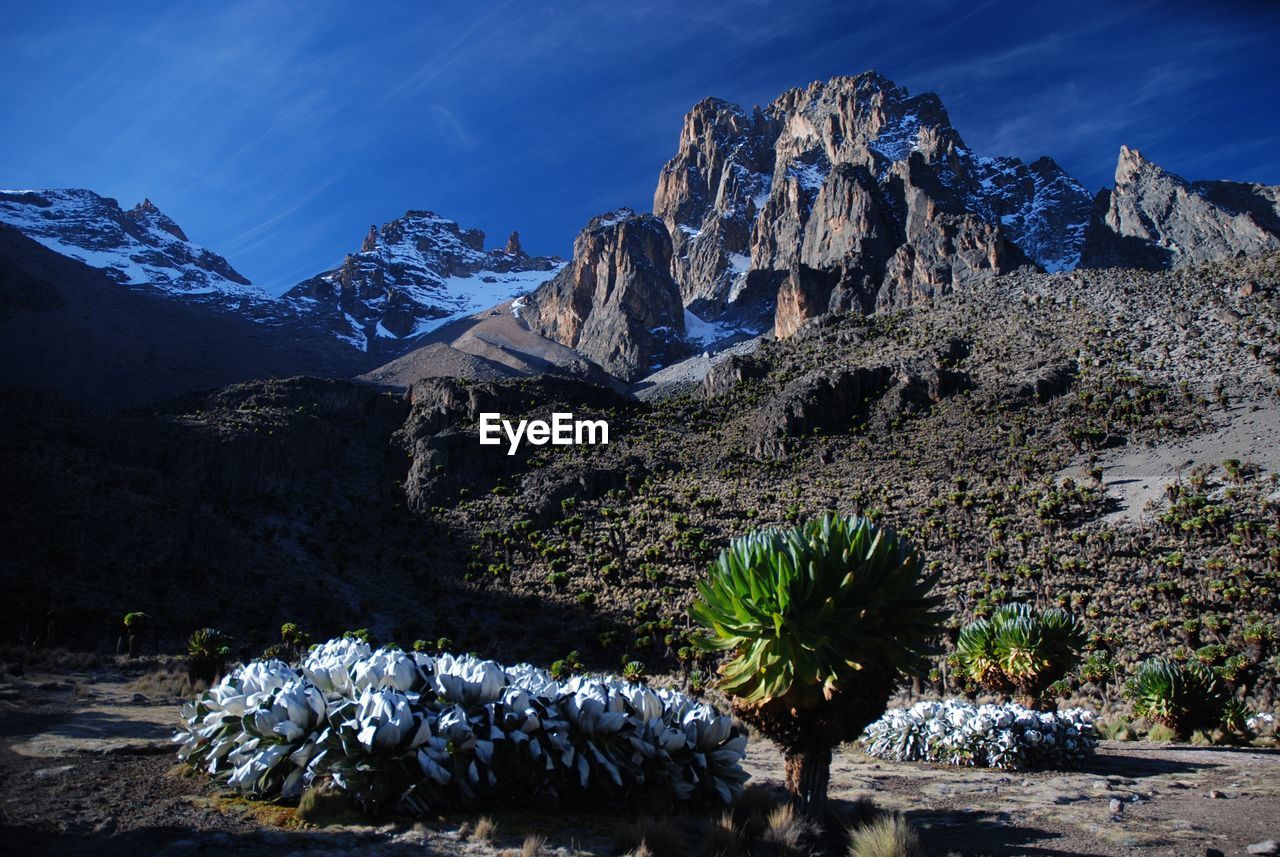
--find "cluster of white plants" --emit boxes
[1247,711,1277,738]
[861,699,1098,770]
[175,638,748,814]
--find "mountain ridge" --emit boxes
[4,70,1280,405]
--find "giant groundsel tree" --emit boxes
[690,513,947,817]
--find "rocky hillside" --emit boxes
[1082,145,1280,269]
[651,72,1088,336]
[284,212,562,357]
[5,253,1278,707]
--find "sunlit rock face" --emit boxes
[653,71,1089,337]
[1081,145,1280,270]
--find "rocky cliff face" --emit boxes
[1082,146,1280,270]
[0,189,258,303]
[522,210,688,381]
[284,211,562,354]
[653,72,1088,337]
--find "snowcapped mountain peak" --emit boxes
[283,209,563,352]
[653,71,1095,326]
[0,188,259,300]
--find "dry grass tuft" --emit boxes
[846,814,923,857]
[472,815,500,844]
[840,796,884,830]
[295,781,361,827]
[761,803,821,856]
[521,833,547,857]
[127,662,202,699]
[732,782,787,839]
[613,816,686,857]
[700,810,741,857]
[1097,719,1138,741]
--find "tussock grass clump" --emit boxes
[700,810,741,857]
[613,816,686,857]
[295,781,361,826]
[731,782,786,839]
[472,815,500,844]
[520,832,546,857]
[127,662,203,699]
[847,814,924,857]
[760,803,822,856]
[0,645,102,673]
[1096,718,1138,741]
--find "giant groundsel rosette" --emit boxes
[689,513,946,816]
[175,639,748,814]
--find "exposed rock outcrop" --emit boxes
[701,352,771,398]
[751,366,893,458]
[522,210,689,381]
[1082,146,1280,270]
[653,72,1079,337]
[397,374,638,514]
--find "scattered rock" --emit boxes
[702,353,771,398]
[1247,841,1278,855]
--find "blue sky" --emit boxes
[2,0,1277,294]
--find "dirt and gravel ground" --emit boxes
[2,666,1277,857]
[1060,399,1280,525]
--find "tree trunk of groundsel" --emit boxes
[783,745,833,819]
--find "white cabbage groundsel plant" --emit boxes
[861,699,1098,771]
[175,639,749,814]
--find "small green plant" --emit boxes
[343,628,372,645]
[549,650,583,681]
[622,660,648,684]
[120,611,150,657]
[954,603,1085,709]
[281,622,311,660]
[1124,658,1228,741]
[186,627,231,686]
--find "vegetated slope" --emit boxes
[3,255,1278,706]
[0,226,365,407]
